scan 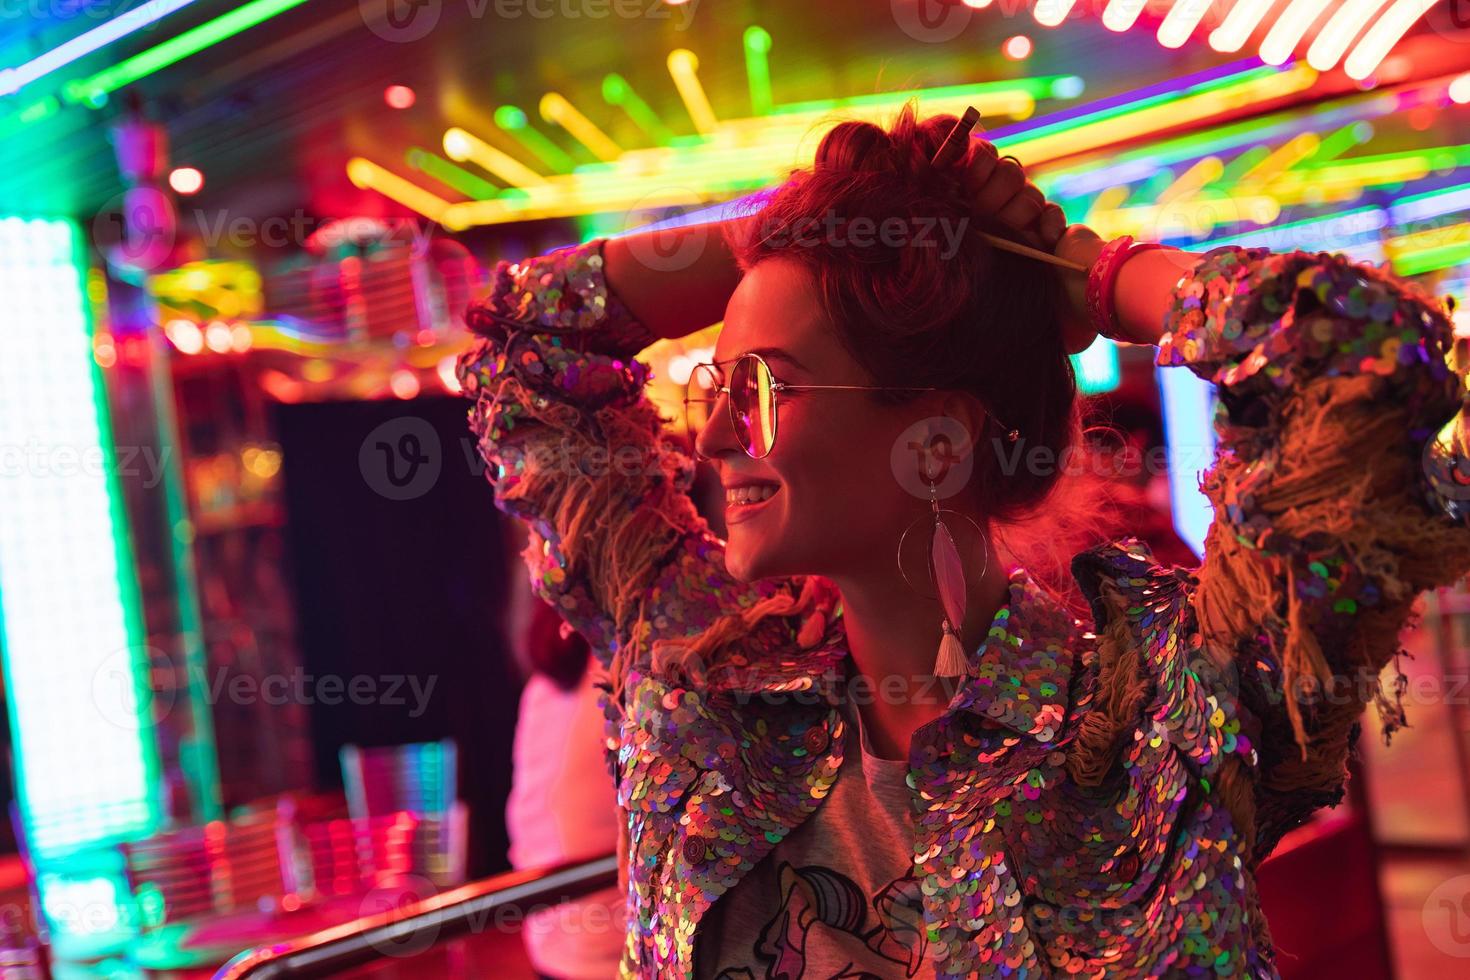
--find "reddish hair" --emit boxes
[724,102,1125,612]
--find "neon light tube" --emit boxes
[540,92,622,161]
[0,217,161,859]
[407,148,503,201]
[63,0,313,105]
[1157,0,1212,49]
[668,50,718,135]
[443,128,548,187]
[1307,0,1392,70]
[1034,0,1079,28]
[0,0,200,97]
[1391,181,1470,225]
[1260,0,1335,65]
[602,75,675,145]
[345,159,451,224]
[494,106,575,173]
[1102,0,1148,32]
[1344,0,1439,80]
[1210,0,1278,53]
[744,27,773,116]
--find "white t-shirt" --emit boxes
[506,652,626,978]
[693,696,940,979]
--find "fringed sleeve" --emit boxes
[454,238,829,755]
[1155,244,1470,856]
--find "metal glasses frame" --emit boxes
[683,351,942,460]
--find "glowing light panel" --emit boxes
[0,217,160,860]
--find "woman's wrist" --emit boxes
[603,220,745,342]
[1111,247,1206,346]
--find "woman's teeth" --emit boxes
[727,485,779,506]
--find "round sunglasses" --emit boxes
[682,352,944,460]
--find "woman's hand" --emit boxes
[966,141,1103,354]
[1055,224,1106,354]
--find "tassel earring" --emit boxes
[897,469,990,679]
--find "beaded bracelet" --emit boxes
[1085,236,1180,342]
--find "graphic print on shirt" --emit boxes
[710,860,930,980]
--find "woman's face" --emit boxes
[696,257,968,584]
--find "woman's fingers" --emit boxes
[966,145,1062,248]
[1038,202,1067,249]
[974,156,1026,215]
[995,184,1045,233]
[966,138,999,185]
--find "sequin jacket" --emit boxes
[456,238,1470,979]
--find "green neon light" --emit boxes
[133,277,222,824]
[601,74,675,146]
[1309,122,1372,165]
[1394,241,1470,277]
[770,76,1081,118]
[1296,144,1470,173]
[1072,337,1120,395]
[0,97,58,142]
[744,26,773,116]
[1218,145,1271,183]
[494,105,575,173]
[407,147,503,200]
[0,217,162,864]
[1036,89,1389,195]
[63,0,313,105]
[1004,64,1281,146]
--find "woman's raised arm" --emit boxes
[602,218,750,341]
[1062,224,1470,858]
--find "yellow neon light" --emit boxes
[443,128,547,187]
[1344,0,1438,80]
[431,86,1037,228]
[668,49,718,135]
[1157,156,1224,207]
[1085,186,1130,224]
[346,159,450,224]
[1307,0,1393,71]
[539,93,622,161]
[1005,64,1318,164]
[1235,132,1321,188]
[1091,194,1283,239]
[1386,221,1470,258]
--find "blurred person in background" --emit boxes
[503,519,626,980]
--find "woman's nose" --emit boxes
[694,392,742,461]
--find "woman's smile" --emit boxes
[724,483,781,524]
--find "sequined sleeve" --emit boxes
[1155,244,1470,851]
[454,239,830,734]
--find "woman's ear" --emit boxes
[937,390,989,463]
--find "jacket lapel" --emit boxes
[625,567,1083,978]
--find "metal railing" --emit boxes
[215,853,618,978]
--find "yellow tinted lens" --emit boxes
[729,355,775,457]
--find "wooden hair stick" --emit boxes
[932,106,1087,274]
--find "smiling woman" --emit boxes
[454,101,1470,979]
